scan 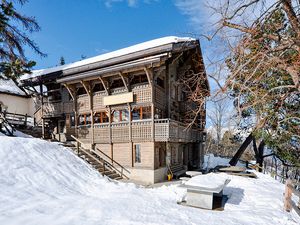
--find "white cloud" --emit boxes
[103,0,158,8]
[174,0,218,33]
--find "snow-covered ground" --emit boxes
[0,134,299,225]
[202,153,245,170]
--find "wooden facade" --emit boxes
[21,37,209,184]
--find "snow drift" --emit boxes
[0,135,299,225]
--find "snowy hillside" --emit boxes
[0,135,299,225]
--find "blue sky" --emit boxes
[19,0,210,69]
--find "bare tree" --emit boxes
[207,95,233,146]
[205,0,300,165]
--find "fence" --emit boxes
[3,112,33,127]
[262,156,300,184]
[284,179,300,217]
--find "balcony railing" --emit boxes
[77,119,201,143]
[42,101,74,117]
[43,85,162,117]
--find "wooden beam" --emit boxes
[64,83,76,100]
[81,80,91,95]
[144,67,153,85]
[98,77,109,95]
[118,72,129,91]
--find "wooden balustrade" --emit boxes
[77,94,90,113]
[94,124,110,143]
[62,102,74,113]
[42,101,74,117]
[42,101,61,117]
[132,84,152,104]
[132,120,152,141]
[93,91,107,110]
[76,119,201,143]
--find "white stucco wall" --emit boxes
[0,93,34,117]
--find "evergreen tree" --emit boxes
[59,56,65,65]
[0,0,45,81]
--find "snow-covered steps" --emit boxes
[68,137,125,181]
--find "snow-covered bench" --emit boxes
[179,173,230,210]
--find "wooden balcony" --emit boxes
[77,119,201,143]
[93,91,107,110]
[132,84,152,104]
[42,101,74,117]
[77,94,90,113]
[42,101,62,117]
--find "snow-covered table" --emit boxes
[179,173,230,210]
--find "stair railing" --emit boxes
[94,147,130,179]
[70,135,129,179]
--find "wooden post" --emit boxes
[24,114,28,127]
[284,179,292,212]
[128,103,133,167]
[76,141,80,156]
[145,67,155,141]
[40,84,45,139]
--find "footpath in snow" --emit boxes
[0,134,299,225]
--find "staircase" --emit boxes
[0,112,15,136]
[68,135,129,181]
[170,163,186,179]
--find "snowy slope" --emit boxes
[0,135,299,225]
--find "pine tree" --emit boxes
[59,56,65,65]
[0,0,45,81]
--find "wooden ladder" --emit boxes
[70,135,130,181]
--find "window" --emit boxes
[134,144,141,163]
[154,108,163,119]
[94,112,109,124]
[142,106,151,119]
[70,114,76,127]
[112,109,129,122]
[66,114,76,127]
[78,114,91,126]
[132,106,151,120]
[120,109,129,121]
[79,114,85,126]
[132,108,140,120]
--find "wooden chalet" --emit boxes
[20,36,209,184]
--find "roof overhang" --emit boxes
[20,39,199,85]
[57,53,169,83]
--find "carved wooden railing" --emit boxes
[42,101,62,117]
[87,119,201,143]
[41,100,74,117]
[132,84,152,104]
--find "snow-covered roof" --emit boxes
[21,36,196,80]
[0,78,26,96]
